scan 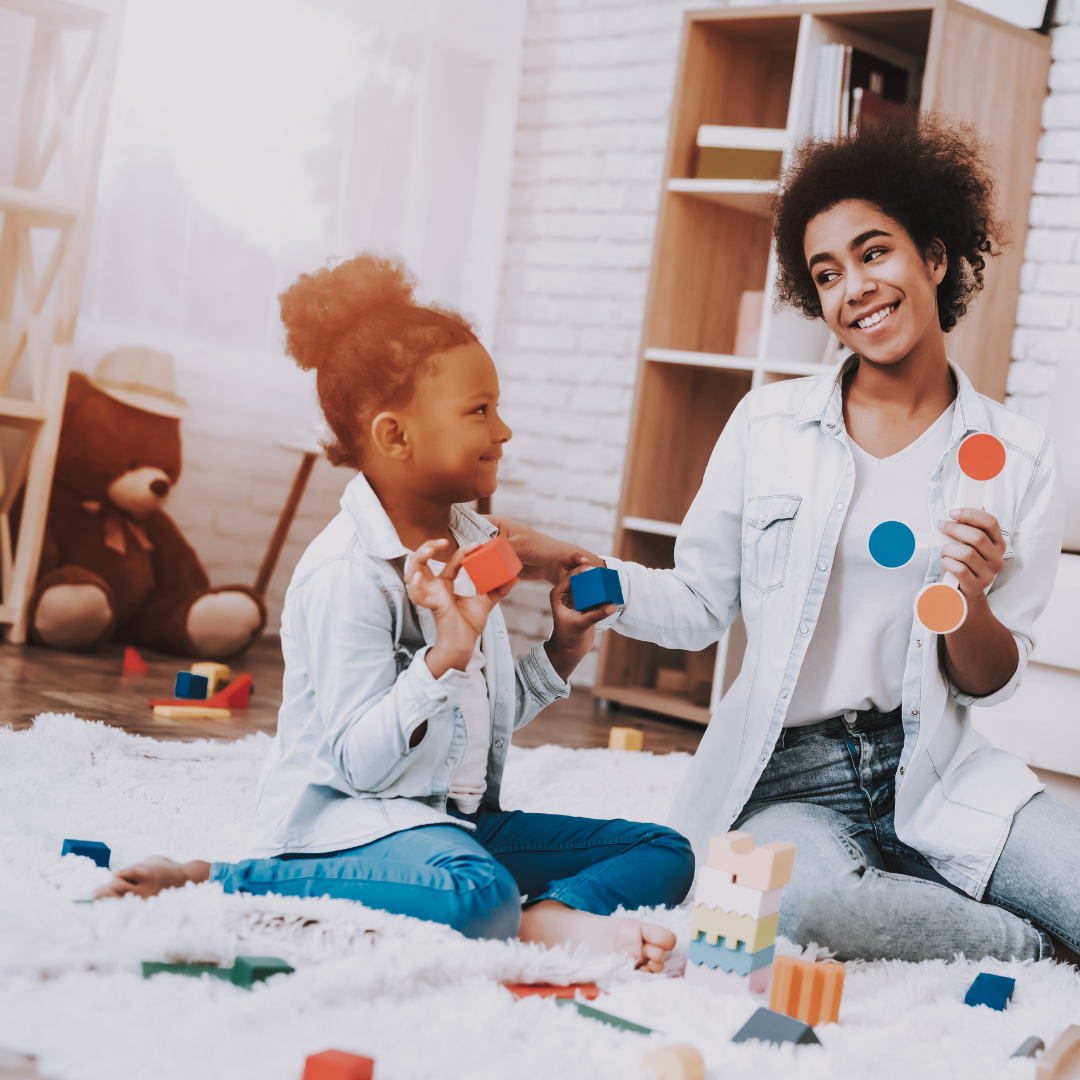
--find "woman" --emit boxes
[503,115,1078,962]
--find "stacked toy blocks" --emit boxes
[769,955,845,1025]
[685,830,795,996]
[151,667,252,720]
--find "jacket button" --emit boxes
[836,502,845,511]
[499,630,505,639]
[818,561,827,571]
[760,752,768,762]
[502,688,511,697]
[916,639,922,647]
[899,766,905,777]
[780,689,788,698]
[800,625,809,634]
[911,709,919,716]
[494,739,504,749]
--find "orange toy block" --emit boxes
[504,982,601,1000]
[1037,1025,1080,1080]
[302,1049,374,1080]
[460,534,522,595]
[640,1044,705,1080]
[122,647,148,675]
[706,831,796,891]
[208,673,252,709]
[769,955,845,1026]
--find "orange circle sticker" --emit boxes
[958,433,1006,482]
[916,583,967,634]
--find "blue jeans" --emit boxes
[211,807,695,940]
[736,707,1080,962]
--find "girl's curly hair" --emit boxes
[772,112,1003,332]
[279,254,476,469]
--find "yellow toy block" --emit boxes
[190,662,231,695]
[153,705,231,720]
[640,1044,704,1080]
[690,905,778,952]
[706,831,796,891]
[608,727,643,751]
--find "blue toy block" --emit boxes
[569,566,624,612]
[61,839,111,867]
[174,671,209,699]
[733,1007,821,1046]
[964,972,1015,1011]
[687,934,775,975]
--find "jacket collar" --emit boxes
[796,353,990,447]
[340,471,497,560]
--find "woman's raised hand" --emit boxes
[486,515,603,585]
[407,539,517,678]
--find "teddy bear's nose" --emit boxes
[150,479,169,497]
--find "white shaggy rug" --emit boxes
[2,715,1079,1080]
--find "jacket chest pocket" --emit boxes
[743,495,801,592]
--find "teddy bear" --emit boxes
[26,347,267,658]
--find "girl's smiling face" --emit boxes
[803,199,947,365]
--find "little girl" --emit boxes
[96,255,693,970]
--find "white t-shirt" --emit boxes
[784,402,955,727]
[426,559,491,814]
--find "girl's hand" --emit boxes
[407,539,517,678]
[544,566,616,683]
[937,508,1006,600]
[486,515,603,585]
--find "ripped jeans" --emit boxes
[734,707,1080,962]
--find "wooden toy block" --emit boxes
[190,662,230,695]
[141,955,293,988]
[732,1007,821,1047]
[690,905,778,952]
[208,673,253,709]
[768,955,845,1026]
[964,972,1015,1011]
[640,1044,705,1080]
[153,705,231,720]
[706,831,796,891]
[687,936,774,975]
[608,727,643,751]
[1011,1036,1045,1059]
[555,999,653,1033]
[569,565,624,611]
[504,982,601,1000]
[61,839,110,867]
[1036,1025,1080,1080]
[122,646,148,674]
[694,868,783,919]
[461,534,523,595]
[302,1049,375,1080]
[174,671,209,699]
[685,959,772,995]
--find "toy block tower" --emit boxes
[685,830,795,996]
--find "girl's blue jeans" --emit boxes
[211,808,695,940]
[736,707,1080,962]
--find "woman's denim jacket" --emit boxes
[247,473,569,858]
[601,358,1063,899]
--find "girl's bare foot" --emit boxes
[93,856,212,899]
[518,899,676,973]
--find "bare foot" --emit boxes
[518,900,676,973]
[93,856,212,899]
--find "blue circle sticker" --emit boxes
[869,521,916,568]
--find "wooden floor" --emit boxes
[0,637,705,755]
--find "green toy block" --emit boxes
[732,1007,821,1047]
[141,955,294,988]
[555,998,653,1034]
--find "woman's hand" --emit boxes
[486,515,604,585]
[543,566,616,683]
[407,539,516,679]
[938,508,1018,697]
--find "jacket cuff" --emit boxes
[399,646,469,746]
[590,556,628,632]
[518,641,571,704]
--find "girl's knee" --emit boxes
[638,825,696,907]
[450,858,522,941]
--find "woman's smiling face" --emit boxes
[803,199,947,366]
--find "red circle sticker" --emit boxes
[958,433,1006,482]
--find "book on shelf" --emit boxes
[812,45,912,141]
[695,125,785,182]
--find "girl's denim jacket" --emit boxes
[601,358,1064,900]
[247,473,569,857]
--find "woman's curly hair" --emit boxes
[772,112,1003,332]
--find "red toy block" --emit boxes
[208,673,252,709]
[460,534,522,595]
[504,982,602,1000]
[122,647,148,675]
[302,1050,374,1080]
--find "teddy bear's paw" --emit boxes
[186,591,263,657]
[33,583,115,648]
